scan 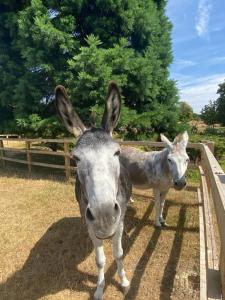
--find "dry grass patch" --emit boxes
[0,168,199,299]
[3,140,27,149]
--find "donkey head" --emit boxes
[161,131,189,190]
[55,82,122,239]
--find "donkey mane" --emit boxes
[76,128,114,148]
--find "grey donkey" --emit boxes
[120,132,189,227]
[55,82,131,299]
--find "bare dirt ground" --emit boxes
[0,167,199,300]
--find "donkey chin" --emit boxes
[91,221,120,240]
[95,232,116,240]
[173,178,187,191]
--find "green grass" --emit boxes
[190,128,225,172]
[187,169,200,183]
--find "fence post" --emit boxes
[0,140,5,167]
[203,141,215,154]
[26,141,32,176]
[64,141,71,181]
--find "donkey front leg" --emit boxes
[89,230,106,300]
[158,190,169,226]
[112,223,130,293]
[154,189,162,227]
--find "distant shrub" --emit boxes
[204,127,218,135]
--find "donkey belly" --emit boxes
[120,152,150,189]
[127,166,150,189]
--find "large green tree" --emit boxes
[216,81,225,126]
[0,0,179,138]
[179,101,193,122]
[201,80,225,127]
[201,100,217,127]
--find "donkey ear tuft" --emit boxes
[160,134,173,149]
[101,81,121,135]
[180,131,189,148]
[173,131,189,148]
[55,85,86,137]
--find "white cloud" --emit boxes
[175,59,196,70]
[195,0,212,37]
[178,73,225,113]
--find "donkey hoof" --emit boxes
[121,277,130,294]
[122,283,130,295]
[154,222,162,229]
[94,289,103,300]
[160,221,168,227]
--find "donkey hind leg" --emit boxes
[89,230,106,300]
[153,189,162,227]
[112,223,130,293]
[159,190,169,226]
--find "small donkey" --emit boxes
[55,82,131,299]
[120,132,189,227]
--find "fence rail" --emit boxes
[0,138,200,179]
[0,137,224,299]
[0,138,74,179]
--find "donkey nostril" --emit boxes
[174,181,178,186]
[86,207,95,221]
[114,203,119,211]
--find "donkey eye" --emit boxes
[73,155,80,162]
[168,158,172,163]
[114,150,120,156]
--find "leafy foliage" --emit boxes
[16,114,64,138]
[191,127,225,160]
[216,81,225,125]
[178,101,193,122]
[201,80,225,127]
[0,0,179,139]
[201,100,217,126]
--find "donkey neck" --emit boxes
[156,148,171,177]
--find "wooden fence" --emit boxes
[0,137,224,299]
[0,138,74,180]
[0,137,201,180]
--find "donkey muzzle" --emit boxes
[174,179,187,190]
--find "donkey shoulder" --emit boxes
[118,163,132,205]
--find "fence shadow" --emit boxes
[0,217,96,300]
[0,204,145,300]
[123,203,170,300]
[103,200,155,295]
[0,168,197,299]
[160,205,187,300]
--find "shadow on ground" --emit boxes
[0,165,199,299]
[0,217,94,299]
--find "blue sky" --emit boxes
[166,0,225,113]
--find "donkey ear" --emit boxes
[180,131,189,148]
[55,85,86,137]
[160,134,173,149]
[101,81,121,135]
[173,131,189,148]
